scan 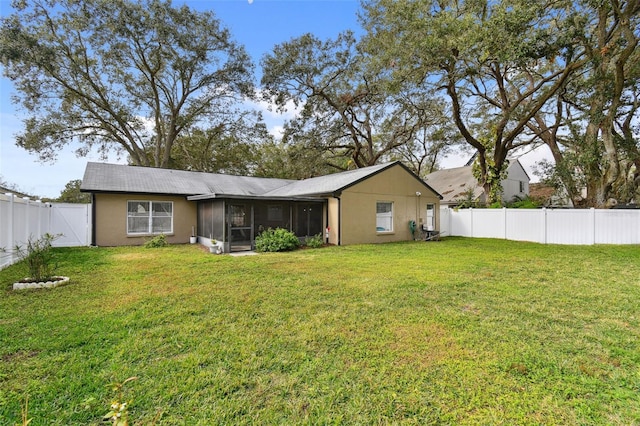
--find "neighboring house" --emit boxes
[0,185,34,199]
[424,159,530,207]
[80,161,442,252]
[529,183,574,208]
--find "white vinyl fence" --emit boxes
[440,207,640,245]
[0,193,91,269]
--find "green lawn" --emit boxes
[1,238,639,425]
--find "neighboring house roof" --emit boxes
[81,161,442,200]
[425,159,529,206]
[0,185,34,199]
[424,166,484,205]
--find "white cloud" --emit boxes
[268,125,285,139]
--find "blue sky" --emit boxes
[0,0,364,198]
[0,0,547,198]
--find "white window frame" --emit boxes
[376,201,394,233]
[127,200,173,235]
[426,203,436,231]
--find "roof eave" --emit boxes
[187,193,328,202]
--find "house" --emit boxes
[0,185,35,199]
[80,161,442,252]
[424,159,530,207]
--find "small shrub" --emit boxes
[12,233,60,282]
[305,233,324,249]
[144,234,168,248]
[507,196,541,209]
[255,228,300,252]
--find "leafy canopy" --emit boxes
[0,0,254,168]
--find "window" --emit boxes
[127,201,173,235]
[519,181,526,193]
[376,201,393,232]
[267,204,283,221]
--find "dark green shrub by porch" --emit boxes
[255,228,300,252]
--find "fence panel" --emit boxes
[1,195,92,269]
[472,209,505,239]
[546,209,595,245]
[441,206,640,245]
[505,209,546,243]
[595,209,640,244]
[51,203,91,247]
[1,194,53,269]
[449,208,473,237]
[439,207,451,236]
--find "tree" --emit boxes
[387,97,464,178]
[261,32,442,171]
[529,0,640,207]
[253,140,340,179]
[362,0,585,203]
[169,111,271,175]
[0,0,253,168]
[56,179,90,203]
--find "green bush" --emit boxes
[255,228,300,252]
[507,196,541,209]
[144,234,168,248]
[12,233,60,282]
[305,233,324,249]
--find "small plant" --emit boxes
[144,234,168,248]
[255,228,300,252]
[506,195,541,209]
[12,233,60,282]
[453,187,480,209]
[304,233,324,249]
[104,377,137,426]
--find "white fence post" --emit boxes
[6,193,16,266]
[590,208,596,245]
[502,207,507,240]
[542,208,547,245]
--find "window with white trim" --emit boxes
[127,201,173,235]
[376,201,393,232]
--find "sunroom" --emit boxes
[191,196,325,253]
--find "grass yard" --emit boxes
[1,237,639,425]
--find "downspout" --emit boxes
[90,193,96,246]
[415,191,421,239]
[324,199,329,244]
[333,191,342,246]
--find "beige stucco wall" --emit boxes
[94,193,197,246]
[326,197,339,245]
[338,165,440,245]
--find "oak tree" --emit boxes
[0,0,254,168]
[362,0,584,203]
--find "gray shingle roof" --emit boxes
[261,162,394,197]
[81,161,440,200]
[424,166,483,204]
[81,162,294,196]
